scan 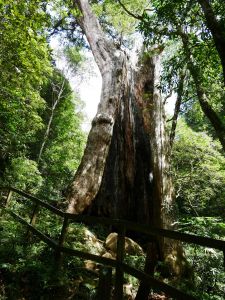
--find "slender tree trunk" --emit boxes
[179,29,225,151]
[197,0,225,85]
[37,79,66,163]
[169,71,185,148]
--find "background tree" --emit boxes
[197,0,225,84]
[36,69,86,200]
[0,0,52,179]
[138,0,225,151]
[0,1,86,199]
[172,119,225,217]
[2,68,86,200]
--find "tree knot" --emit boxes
[92,113,114,126]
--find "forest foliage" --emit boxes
[0,0,225,299]
[0,0,86,201]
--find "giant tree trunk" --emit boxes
[87,54,172,230]
[66,0,182,270]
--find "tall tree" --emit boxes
[37,74,67,164]
[172,119,225,217]
[138,0,225,151]
[178,28,225,151]
[65,0,184,271]
[0,0,51,179]
[197,0,225,85]
[34,69,86,199]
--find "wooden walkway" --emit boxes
[1,186,225,300]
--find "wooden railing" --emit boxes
[1,186,225,300]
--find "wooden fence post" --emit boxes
[29,204,39,226]
[135,241,158,300]
[114,224,126,300]
[5,189,13,208]
[96,266,112,300]
[26,204,40,240]
[223,250,225,271]
[55,215,69,269]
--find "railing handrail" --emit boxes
[2,186,224,300]
[4,210,195,300]
[3,186,225,251]
[6,186,64,216]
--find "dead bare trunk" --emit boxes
[169,71,185,149]
[38,79,66,163]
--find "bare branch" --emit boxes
[117,0,143,20]
[49,17,67,37]
[38,78,66,163]
[163,91,173,105]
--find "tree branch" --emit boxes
[178,27,225,151]
[197,0,225,85]
[49,17,67,37]
[117,0,143,20]
[163,91,172,105]
[73,0,114,74]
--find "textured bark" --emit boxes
[88,56,156,226]
[65,0,168,221]
[67,0,126,213]
[67,0,173,225]
[197,0,225,85]
[73,52,175,232]
[66,1,185,273]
